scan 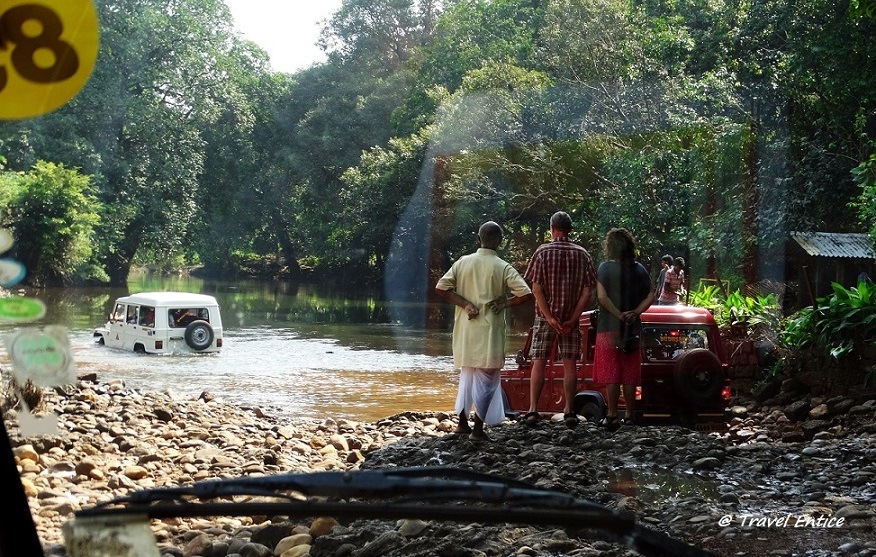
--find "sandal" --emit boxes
[522,411,540,426]
[563,413,580,428]
[599,415,621,432]
[469,431,491,442]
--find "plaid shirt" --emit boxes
[524,237,596,321]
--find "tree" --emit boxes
[0,0,269,284]
[319,0,441,71]
[0,162,102,285]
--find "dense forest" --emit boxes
[0,0,874,298]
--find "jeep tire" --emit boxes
[185,320,214,351]
[673,348,723,407]
[578,401,603,424]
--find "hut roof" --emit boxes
[790,232,876,259]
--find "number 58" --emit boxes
[0,4,79,92]
[0,0,98,120]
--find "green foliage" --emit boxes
[850,0,876,19]
[688,283,782,338]
[688,284,724,313]
[319,0,432,70]
[1,0,875,288]
[338,132,428,270]
[418,0,545,91]
[852,148,876,239]
[783,280,876,362]
[0,162,103,285]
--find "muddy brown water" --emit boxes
[1,275,532,422]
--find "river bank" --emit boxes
[6,375,876,557]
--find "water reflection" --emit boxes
[606,468,720,505]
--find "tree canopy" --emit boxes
[0,0,873,292]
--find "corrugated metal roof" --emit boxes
[791,232,876,259]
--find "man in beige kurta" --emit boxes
[435,221,532,441]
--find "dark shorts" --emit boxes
[530,316,581,360]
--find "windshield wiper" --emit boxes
[74,466,716,557]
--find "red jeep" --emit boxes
[501,305,732,425]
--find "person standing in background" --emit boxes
[435,221,532,441]
[593,228,654,430]
[522,211,596,428]
[657,257,685,305]
[655,254,673,303]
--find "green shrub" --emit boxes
[782,280,876,362]
[688,284,782,339]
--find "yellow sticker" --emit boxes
[0,0,99,119]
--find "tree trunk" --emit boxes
[271,212,300,279]
[102,224,140,286]
[743,119,759,287]
[278,236,301,279]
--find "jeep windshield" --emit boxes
[65,466,716,557]
[643,327,711,362]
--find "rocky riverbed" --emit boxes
[5,376,876,557]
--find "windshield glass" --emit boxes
[1,1,874,556]
[643,327,710,361]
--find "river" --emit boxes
[2,273,533,422]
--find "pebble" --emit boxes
[4,380,876,557]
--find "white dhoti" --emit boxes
[455,367,505,426]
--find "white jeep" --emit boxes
[93,292,223,354]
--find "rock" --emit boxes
[274,534,313,555]
[397,519,429,536]
[251,524,295,550]
[784,400,810,422]
[808,404,830,420]
[5,378,876,557]
[309,517,339,537]
[237,542,272,557]
[279,544,311,557]
[692,457,722,470]
[801,420,831,437]
[184,534,211,557]
[753,378,782,402]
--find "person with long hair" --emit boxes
[594,228,655,431]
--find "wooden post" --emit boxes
[802,265,816,306]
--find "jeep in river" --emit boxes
[93,292,223,354]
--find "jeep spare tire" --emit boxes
[184,320,214,351]
[673,348,723,407]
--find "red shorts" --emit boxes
[593,331,641,385]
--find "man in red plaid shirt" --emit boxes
[522,211,596,428]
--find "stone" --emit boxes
[397,519,429,536]
[309,517,339,537]
[279,545,311,557]
[784,400,810,422]
[275,533,312,555]
[693,457,722,470]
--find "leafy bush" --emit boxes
[688,283,782,339]
[0,162,102,285]
[782,280,876,362]
[688,284,724,314]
